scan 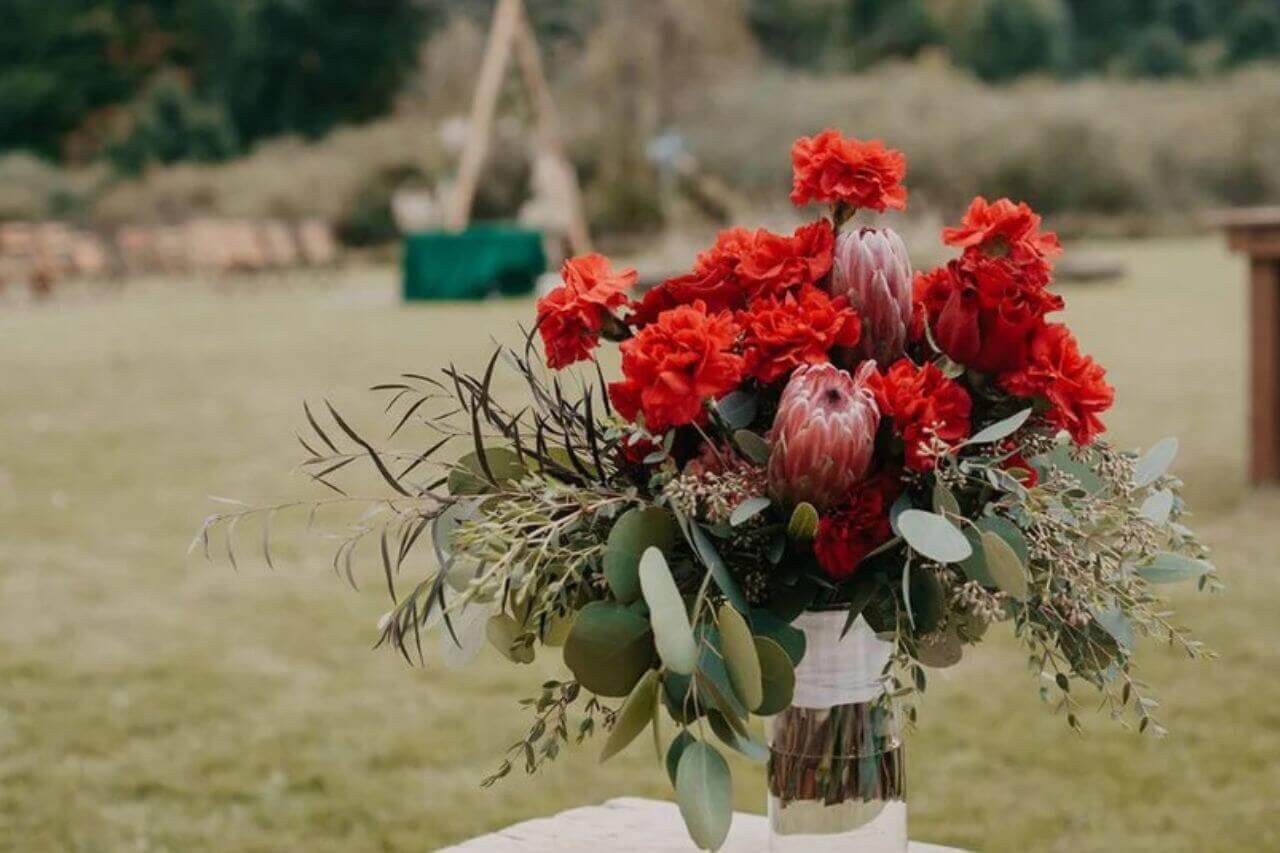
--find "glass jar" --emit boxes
[767,611,907,852]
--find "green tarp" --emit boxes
[402,226,546,301]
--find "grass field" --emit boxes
[2,236,1277,852]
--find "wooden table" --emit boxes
[1216,207,1280,484]
[440,797,967,851]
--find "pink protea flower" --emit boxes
[768,362,881,510]
[830,227,913,365]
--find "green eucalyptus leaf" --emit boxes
[716,391,758,430]
[600,669,659,762]
[1140,489,1174,524]
[1135,551,1212,584]
[897,509,972,563]
[718,604,763,711]
[730,496,771,528]
[640,548,698,676]
[932,481,960,517]
[889,492,913,536]
[977,515,1030,563]
[686,520,749,614]
[485,614,533,664]
[916,627,964,668]
[908,567,945,634]
[1092,606,1134,653]
[1134,438,1178,487]
[675,741,733,851]
[968,408,1033,445]
[754,636,796,716]
[787,502,819,540]
[734,429,771,464]
[749,609,806,665]
[563,602,655,697]
[666,729,695,787]
[981,530,1028,600]
[447,447,524,495]
[707,710,770,763]
[604,507,677,604]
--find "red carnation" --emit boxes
[608,301,744,434]
[813,471,903,581]
[738,286,862,384]
[943,196,1062,276]
[790,129,908,212]
[867,359,973,471]
[999,323,1114,445]
[536,253,636,369]
[913,250,1063,375]
[631,222,834,326]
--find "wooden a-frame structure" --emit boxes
[445,0,592,255]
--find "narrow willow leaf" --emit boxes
[729,496,771,528]
[600,670,659,763]
[717,604,763,711]
[787,502,819,540]
[981,530,1029,600]
[675,741,733,851]
[897,509,972,563]
[754,636,796,716]
[639,548,697,675]
[1134,437,1178,487]
[734,429,771,464]
[1135,551,1212,584]
[968,408,1033,444]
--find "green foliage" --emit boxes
[1125,23,1195,77]
[1224,0,1280,66]
[104,75,240,175]
[674,741,732,851]
[952,0,1075,82]
[563,603,655,698]
[603,507,677,604]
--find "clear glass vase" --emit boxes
[767,611,907,852]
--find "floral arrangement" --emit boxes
[199,130,1220,850]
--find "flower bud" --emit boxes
[768,362,880,510]
[830,227,913,364]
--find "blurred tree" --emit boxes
[841,0,940,69]
[953,0,1074,82]
[104,73,239,174]
[1224,1,1280,66]
[1126,22,1195,76]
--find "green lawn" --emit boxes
[2,237,1277,852]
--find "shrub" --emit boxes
[952,0,1075,82]
[104,76,240,175]
[1223,1,1280,66]
[1126,23,1195,77]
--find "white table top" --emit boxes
[440,796,967,852]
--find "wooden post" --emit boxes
[1215,207,1280,484]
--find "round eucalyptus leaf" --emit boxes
[604,506,677,603]
[718,604,763,711]
[485,614,533,664]
[932,481,960,517]
[447,447,524,495]
[897,509,972,563]
[1134,438,1178,487]
[977,515,1029,564]
[754,636,796,716]
[981,530,1028,600]
[563,602,655,697]
[916,627,964,668]
[600,669,659,763]
[707,710,770,763]
[1140,489,1174,524]
[968,408,1033,445]
[1135,551,1212,584]
[734,429,771,464]
[729,496,771,528]
[907,567,945,634]
[675,741,733,852]
[640,548,698,675]
[715,390,758,430]
[749,608,806,666]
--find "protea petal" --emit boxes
[767,362,880,509]
[831,227,913,364]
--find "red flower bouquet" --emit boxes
[204,129,1219,852]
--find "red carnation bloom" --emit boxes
[738,286,862,384]
[536,253,636,369]
[943,196,1062,276]
[631,222,834,326]
[913,249,1063,374]
[867,359,973,471]
[813,471,903,581]
[608,301,745,434]
[999,323,1114,445]
[790,129,908,212]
